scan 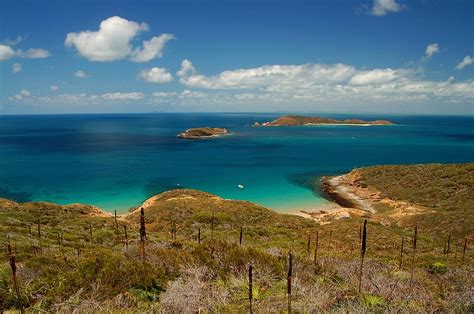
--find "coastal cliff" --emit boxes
[254,115,394,126]
[178,127,230,139]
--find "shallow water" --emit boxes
[0,113,472,213]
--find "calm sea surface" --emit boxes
[0,113,472,213]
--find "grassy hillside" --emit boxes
[349,163,474,243]
[355,163,473,212]
[1,168,473,312]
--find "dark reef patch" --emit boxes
[143,176,186,198]
[0,186,33,203]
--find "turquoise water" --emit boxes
[0,113,473,213]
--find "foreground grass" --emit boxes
[0,164,473,312]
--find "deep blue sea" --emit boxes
[0,113,473,213]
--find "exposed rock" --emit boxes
[335,211,351,220]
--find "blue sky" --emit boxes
[0,0,473,114]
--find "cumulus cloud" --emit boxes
[370,0,405,16]
[10,89,31,100]
[75,70,87,78]
[176,60,474,105]
[51,85,59,92]
[130,34,175,62]
[0,44,16,60]
[12,63,22,73]
[138,67,173,83]
[455,55,473,70]
[349,68,409,85]
[178,61,357,89]
[179,89,206,98]
[177,59,196,77]
[423,43,440,62]
[0,43,50,60]
[18,48,50,59]
[65,16,173,62]
[178,60,356,90]
[3,36,24,47]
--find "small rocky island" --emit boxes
[178,127,230,139]
[253,115,394,126]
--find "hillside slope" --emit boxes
[0,169,472,312]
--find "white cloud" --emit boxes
[178,60,356,90]
[179,89,206,98]
[65,16,173,62]
[0,44,50,61]
[455,55,473,70]
[0,44,16,60]
[51,85,59,92]
[176,60,474,105]
[3,36,24,47]
[18,48,50,59]
[370,0,405,16]
[138,67,173,83]
[75,70,87,78]
[11,89,31,100]
[12,92,146,106]
[12,63,22,73]
[423,43,439,61]
[176,59,196,77]
[349,68,409,85]
[130,34,175,62]
[102,92,144,100]
[65,16,147,61]
[152,91,177,97]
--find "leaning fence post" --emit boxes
[358,219,367,293]
[249,264,253,314]
[7,241,24,314]
[462,238,468,265]
[287,252,292,313]
[124,225,129,250]
[307,234,311,257]
[314,231,319,264]
[140,207,146,260]
[399,236,405,269]
[240,226,243,247]
[409,225,418,292]
[114,210,119,230]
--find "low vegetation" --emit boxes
[177,127,229,139]
[0,164,472,312]
[350,163,474,243]
[254,115,393,126]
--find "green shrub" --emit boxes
[361,294,386,309]
[429,261,448,274]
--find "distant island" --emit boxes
[253,115,394,126]
[178,127,230,139]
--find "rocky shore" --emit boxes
[320,174,376,213]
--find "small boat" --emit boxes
[237,184,244,189]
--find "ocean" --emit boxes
[0,113,472,213]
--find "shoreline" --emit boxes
[320,175,375,213]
